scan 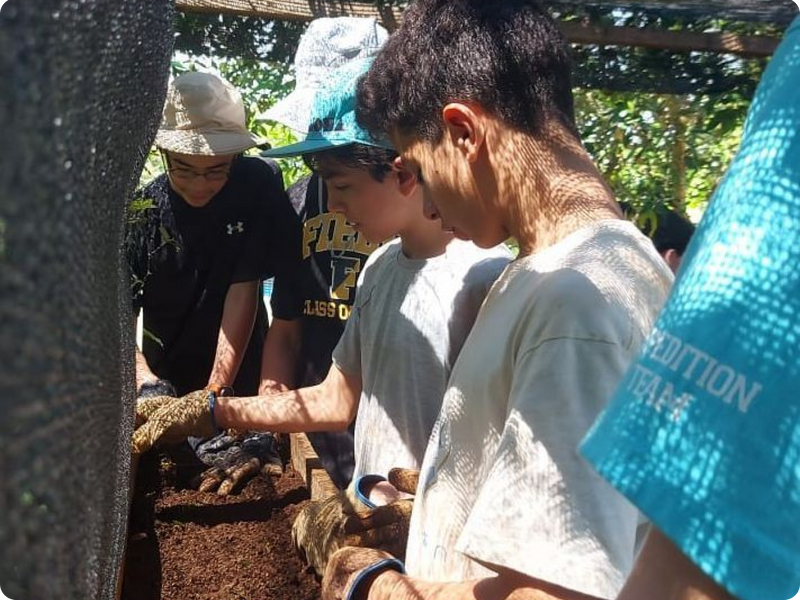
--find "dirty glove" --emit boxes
[293,472,416,576]
[138,378,177,399]
[321,547,404,600]
[189,431,283,496]
[134,379,178,428]
[131,389,219,455]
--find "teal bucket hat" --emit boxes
[262,57,394,158]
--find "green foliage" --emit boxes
[576,87,749,220]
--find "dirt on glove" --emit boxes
[121,443,321,600]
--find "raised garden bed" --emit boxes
[121,437,323,600]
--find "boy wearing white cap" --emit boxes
[127,71,303,400]
[261,17,391,491]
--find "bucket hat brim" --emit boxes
[155,129,267,156]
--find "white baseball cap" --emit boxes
[260,17,389,133]
[156,72,266,155]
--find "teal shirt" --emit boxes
[581,17,800,600]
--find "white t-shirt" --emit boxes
[332,238,511,480]
[405,220,673,599]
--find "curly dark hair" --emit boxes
[302,143,399,182]
[356,0,576,143]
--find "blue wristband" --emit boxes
[207,391,218,431]
[353,474,387,509]
[345,558,405,600]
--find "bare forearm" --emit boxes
[215,365,360,433]
[259,318,301,394]
[366,570,602,600]
[617,529,736,600]
[209,281,258,387]
[135,347,157,389]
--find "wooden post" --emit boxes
[290,433,339,501]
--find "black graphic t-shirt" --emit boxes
[287,174,380,386]
[126,156,303,395]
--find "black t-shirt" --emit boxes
[287,174,380,386]
[126,156,303,395]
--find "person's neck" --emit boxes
[490,124,621,257]
[399,215,454,260]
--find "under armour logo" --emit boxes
[226,221,244,235]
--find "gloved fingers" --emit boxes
[217,457,261,496]
[131,416,169,455]
[134,394,175,428]
[194,466,225,493]
[131,392,212,454]
[341,500,413,534]
[261,459,283,477]
[387,468,419,495]
[341,517,411,549]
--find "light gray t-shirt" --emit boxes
[332,238,511,480]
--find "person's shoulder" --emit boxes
[508,258,635,349]
[447,239,513,282]
[286,174,315,217]
[362,239,400,273]
[234,156,285,188]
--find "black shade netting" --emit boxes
[0,1,173,598]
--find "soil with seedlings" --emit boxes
[122,443,321,600]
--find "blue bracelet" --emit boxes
[207,391,219,431]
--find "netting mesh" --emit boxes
[0,1,173,598]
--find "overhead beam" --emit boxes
[559,21,779,57]
[555,0,796,26]
[174,0,782,57]
[175,0,404,30]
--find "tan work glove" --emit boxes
[321,547,404,600]
[131,389,218,455]
[293,469,419,576]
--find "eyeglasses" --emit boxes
[161,152,233,182]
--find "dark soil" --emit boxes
[122,444,321,600]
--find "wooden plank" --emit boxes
[559,21,780,57]
[554,0,797,26]
[290,432,338,501]
[176,0,403,29]
[174,0,783,57]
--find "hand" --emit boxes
[138,378,177,398]
[293,474,415,576]
[191,431,283,496]
[135,379,178,428]
[131,389,218,455]
[321,547,404,600]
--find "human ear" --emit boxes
[663,249,682,274]
[392,156,417,196]
[442,103,485,163]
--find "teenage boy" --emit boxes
[318,1,673,599]
[262,17,390,490]
[131,57,510,548]
[127,72,302,398]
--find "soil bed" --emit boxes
[122,444,321,600]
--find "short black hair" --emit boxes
[650,210,696,256]
[356,0,576,143]
[302,143,398,182]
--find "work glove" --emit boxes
[321,547,404,600]
[293,468,418,577]
[134,379,177,428]
[190,431,283,496]
[131,389,218,455]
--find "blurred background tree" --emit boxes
[137,4,787,225]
